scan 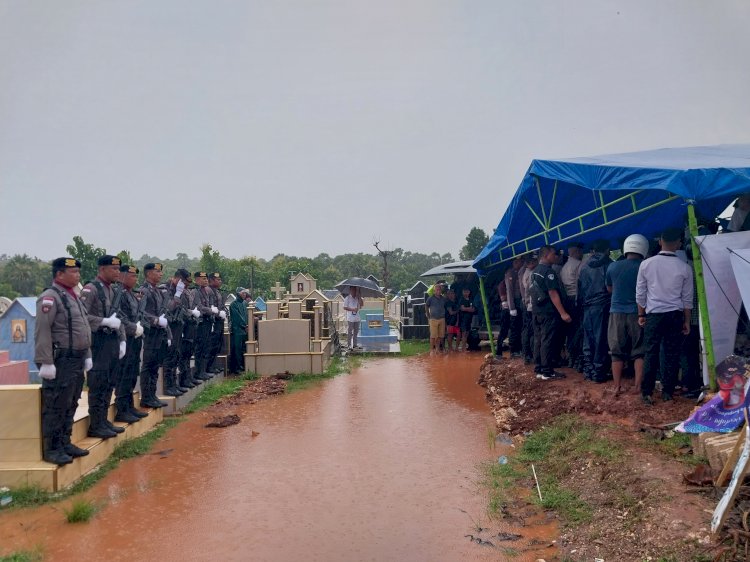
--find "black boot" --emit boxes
[104,418,125,434]
[43,437,73,465]
[163,370,183,396]
[87,413,117,439]
[115,408,140,423]
[62,438,90,458]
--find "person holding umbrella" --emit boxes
[344,285,364,350]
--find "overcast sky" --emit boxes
[2,1,749,262]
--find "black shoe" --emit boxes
[537,371,566,381]
[591,377,608,384]
[662,393,673,402]
[177,385,189,393]
[195,372,211,381]
[141,398,167,409]
[44,449,73,465]
[115,411,140,424]
[164,387,183,397]
[88,425,117,439]
[105,420,125,434]
[63,443,90,458]
[129,408,149,419]
[641,395,654,406]
[212,367,223,374]
[511,352,523,359]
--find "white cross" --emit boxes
[271,282,284,300]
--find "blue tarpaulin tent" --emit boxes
[472,144,750,382]
[474,144,750,276]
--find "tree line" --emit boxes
[0,229,490,299]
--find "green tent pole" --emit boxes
[687,203,717,391]
[479,275,496,355]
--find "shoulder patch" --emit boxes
[82,288,92,293]
[547,274,555,280]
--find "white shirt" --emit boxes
[344,295,362,323]
[635,252,694,314]
[560,257,582,298]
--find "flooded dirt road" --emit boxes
[1,355,554,561]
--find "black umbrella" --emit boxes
[334,277,385,298]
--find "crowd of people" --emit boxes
[489,227,703,405]
[34,255,251,466]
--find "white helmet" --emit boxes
[623,234,649,258]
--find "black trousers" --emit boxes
[508,298,523,353]
[115,336,142,412]
[522,310,534,360]
[229,328,247,373]
[533,313,560,374]
[87,332,120,423]
[140,330,165,400]
[41,352,85,445]
[162,321,184,379]
[207,318,224,371]
[180,321,198,381]
[496,309,510,354]
[680,325,702,392]
[642,310,684,397]
[582,304,610,379]
[193,320,213,374]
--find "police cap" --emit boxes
[119,264,139,274]
[98,255,121,267]
[174,268,191,280]
[194,271,208,279]
[51,257,81,269]
[144,263,163,272]
[208,272,222,280]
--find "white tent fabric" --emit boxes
[696,232,750,375]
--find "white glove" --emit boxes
[167,339,172,347]
[219,310,226,320]
[501,301,509,310]
[157,314,168,328]
[119,341,126,359]
[510,309,518,317]
[39,364,56,380]
[175,280,185,298]
[101,313,121,330]
[135,321,144,338]
[84,358,93,372]
[211,306,219,315]
[526,302,532,312]
[191,307,201,318]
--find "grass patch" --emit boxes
[644,431,708,466]
[182,372,259,414]
[395,340,430,357]
[63,498,99,523]
[0,549,43,562]
[481,414,619,526]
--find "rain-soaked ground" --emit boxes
[0,354,555,561]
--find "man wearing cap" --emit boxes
[192,271,215,380]
[229,287,250,374]
[113,265,147,423]
[178,274,203,389]
[161,269,192,396]
[79,255,127,439]
[206,272,227,374]
[34,257,93,465]
[139,263,170,408]
[636,227,694,404]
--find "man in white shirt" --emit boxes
[636,227,694,404]
[343,286,364,350]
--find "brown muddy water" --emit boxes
[0,355,556,561]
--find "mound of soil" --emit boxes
[217,376,287,408]
[478,355,720,561]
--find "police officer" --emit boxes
[161,269,191,396]
[228,287,250,374]
[139,263,171,408]
[34,257,93,465]
[206,272,226,374]
[113,264,147,423]
[79,255,127,438]
[178,274,202,388]
[192,271,216,380]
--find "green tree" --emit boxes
[66,236,105,282]
[0,254,49,296]
[459,227,489,260]
[116,250,133,265]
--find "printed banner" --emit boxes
[677,356,750,434]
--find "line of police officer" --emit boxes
[35,255,227,465]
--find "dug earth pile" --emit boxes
[478,355,725,561]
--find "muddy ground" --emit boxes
[477,354,742,561]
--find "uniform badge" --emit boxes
[41,297,54,313]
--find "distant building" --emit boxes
[289,272,317,297]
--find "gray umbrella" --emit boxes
[334,277,385,298]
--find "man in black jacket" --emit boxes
[578,240,613,383]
